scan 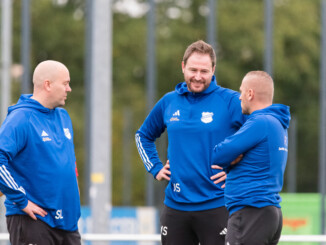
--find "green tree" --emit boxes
[9,0,323,207]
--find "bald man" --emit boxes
[0,60,81,245]
[211,71,291,245]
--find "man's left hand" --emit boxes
[210,167,226,188]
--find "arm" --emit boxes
[212,118,265,168]
[135,98,166,178]
[0,151,28,208]
[210,155,242,187]
[0,112,46,219]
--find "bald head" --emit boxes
[239,71,274,114]
[33,60,69,89]
[31,60,71,109]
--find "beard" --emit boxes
[186,78,210,93]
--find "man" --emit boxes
[135,40,246,245]
[0,60,81,244]
[212,71,290,245]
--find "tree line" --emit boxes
[10,0,321,206]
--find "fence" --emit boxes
[0,233,325,242]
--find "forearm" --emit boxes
[0,154,28,209]
[135,132,164,177]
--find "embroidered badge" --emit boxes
[201,112,214,123]
[64,128,72,139]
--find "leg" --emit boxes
[225,211,241,245]
[6,215,57,245]
[160,205,199,245]
[269,208,283,245]
[226,206,282,245]
[6,215,22,245]
[192,206,228,245]
[62,230,81,245]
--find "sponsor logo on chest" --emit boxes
[170,110,180,121]
[41,130,51,142]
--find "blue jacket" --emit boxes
[0,94,80,231]
[135,76,246,211]
[212,104,291,215]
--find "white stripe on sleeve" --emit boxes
[135,133,153,171]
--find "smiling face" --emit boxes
[182,52,215,93]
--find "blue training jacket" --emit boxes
[135,76,246,211]
[0,94,80,231]
[212,104,291,215]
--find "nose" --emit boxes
[194,71,201,80]
[67,84,72,92]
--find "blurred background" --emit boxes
[1,0,326,243]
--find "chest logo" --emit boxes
[170,110,180,121]
[64,128,72,140]
[41,130,51,142]
[201,112,214,123]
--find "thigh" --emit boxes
[7,215,57,245]
[192,206,228,245]
[225,210,242,245]
[160,205,198,245]
[7,215,22,245]
[62,230,81,245]
[226,206,282,245]
[269,208,283,245]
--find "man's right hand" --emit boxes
[230,154,243,166]
[22,200,47,220]
[156,160,171,181]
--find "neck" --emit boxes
[31,94,53,109]
[249,102,272,114]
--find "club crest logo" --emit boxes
[64,128,72,140]
[201,112,214,124]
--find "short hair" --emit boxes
[183,40,216,68]
[244,71,273,83]
[244,70,274,102]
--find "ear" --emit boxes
[248,89,254,101]
[44,80,51,92]
[212,65,216,74]
[181,61,185,73]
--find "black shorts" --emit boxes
[226,206,283,245]
[160,205,228,245]
[6,215,81,245]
